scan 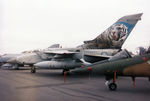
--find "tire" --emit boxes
[108,83,117,91]
[13,64,19,70]
[31,67,36,73]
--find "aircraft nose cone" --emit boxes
[34,61,49,68]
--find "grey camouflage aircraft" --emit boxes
[0,54,21,69]
[0,44,60,69]
[31,13,142,74]
[2,13,142,73]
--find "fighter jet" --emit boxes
[72,51,150,91]
[136,45,150,55]
[33,13,142,74]
[0,54,21,69]
[5,44,61,69]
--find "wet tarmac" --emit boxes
[0,68,150,101]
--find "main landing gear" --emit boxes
[105,71,117,91]
[31,66,36,73]
[13,64,19,70]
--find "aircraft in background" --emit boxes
[0,44,61,69]
[136,45,150,55]
[32,13,142,74]
[0,54,21,69]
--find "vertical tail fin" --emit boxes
[48,44,60,48]
[81,13,143,49]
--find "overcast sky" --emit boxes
[0,0,150,54]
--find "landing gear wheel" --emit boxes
[31,67,36,73]
[108,83,117,91]
[13,64,19,70]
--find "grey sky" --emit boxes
[0,0,150,54]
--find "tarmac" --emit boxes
[0,67,150,101]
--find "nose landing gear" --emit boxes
[105,70,117,91]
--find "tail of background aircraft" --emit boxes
[79,13,143,49]
[48,44,61,48]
